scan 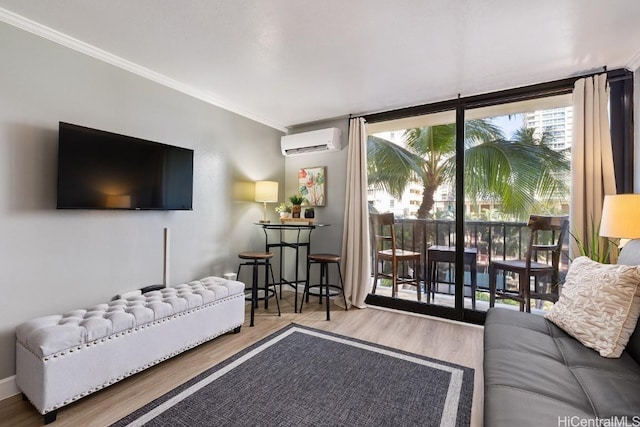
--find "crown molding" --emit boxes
[0,7,287,132]
[626,50,640,72]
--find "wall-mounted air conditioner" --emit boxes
[281,127,342,156]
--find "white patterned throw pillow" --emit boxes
[545,256,640,358]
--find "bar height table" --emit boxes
[255,222,329,312]
[426,245,477,309]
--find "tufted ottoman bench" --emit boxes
[15,276,245,424]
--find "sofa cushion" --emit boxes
[545,256,640,358]
[484,308,640,426]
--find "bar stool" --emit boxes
[300,253,348,320]
[237,251,280,326]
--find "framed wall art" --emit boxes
[298,166,326,206]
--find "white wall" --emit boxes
[0,22,285,379]
[259,119,350,297]
[284,118,350,255]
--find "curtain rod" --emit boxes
[354,67,632,124]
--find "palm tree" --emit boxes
[367,121,570,220]
[461,126,569,218]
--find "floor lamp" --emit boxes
[255,181,279,223]
[599,194,640,264]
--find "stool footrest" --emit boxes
[244,288,278,301]
[301,257,348,321]
[305,284,343,298]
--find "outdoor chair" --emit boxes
[370,213,422,301]
[489,214,569,312]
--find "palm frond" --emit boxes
[367,121,570,220]
[403,126,456,158]
[463,132,569,219]
[367,135,424,199]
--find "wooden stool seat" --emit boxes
[238,251,274,260]
[308,253,341,263]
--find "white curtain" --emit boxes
[570,73,617,259]
[341,117,370,308]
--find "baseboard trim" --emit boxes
[0,376,19,401]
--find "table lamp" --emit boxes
[255,181,279,223]
[599,194,640,263]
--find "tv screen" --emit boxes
[57,122,193,210]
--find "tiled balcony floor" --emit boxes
[369,280,551,314]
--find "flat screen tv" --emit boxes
[57,122,193,210]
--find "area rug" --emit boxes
[112,324,474,427]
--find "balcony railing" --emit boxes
[374,218,570,304]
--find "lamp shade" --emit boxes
[599,194,640,239]
[254,181,278,202]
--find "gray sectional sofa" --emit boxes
[484,308,640,426]
[484,243,640,426]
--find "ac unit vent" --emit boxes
[281,128,342,156]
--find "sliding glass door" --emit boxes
[463,96,572,314]
[366,96,574,319]
[363,69,633,324]
[367,110,464,315]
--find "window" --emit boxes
[363,69,633,323]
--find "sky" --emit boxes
[490,114,525,139]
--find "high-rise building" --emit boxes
[524,107,573,150]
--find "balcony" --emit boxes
[370,218,570,312]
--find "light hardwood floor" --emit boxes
[0,292,484,427]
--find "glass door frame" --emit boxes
[363,68,633,325]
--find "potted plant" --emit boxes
[275,203,291,219]
[569,217,616,263]
[289,194,304,218]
